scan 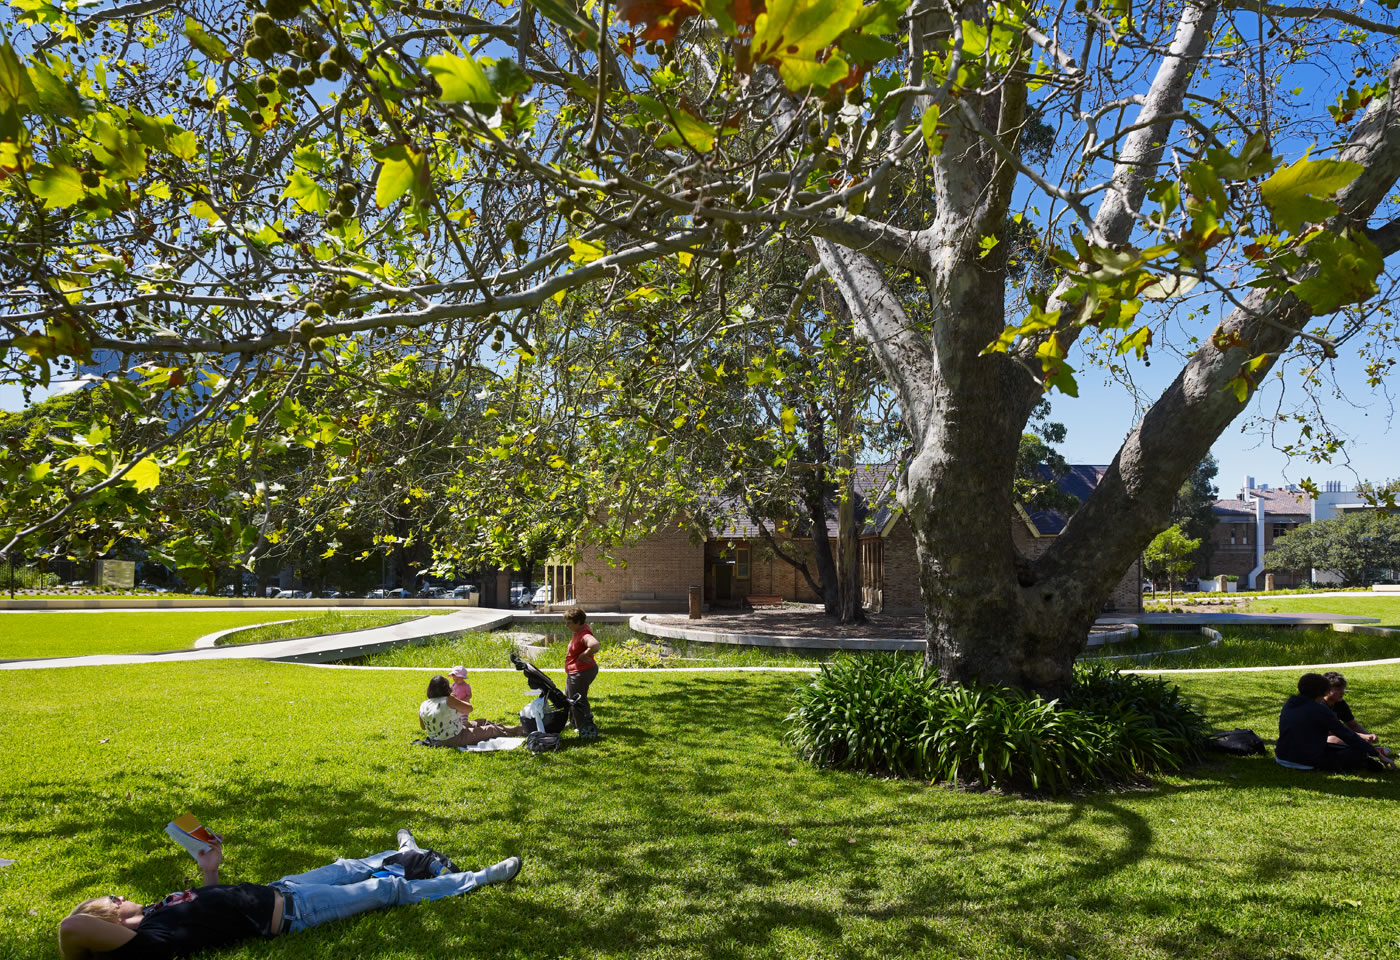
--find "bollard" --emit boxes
[688,584,702,620]
[1265,573,1275,592]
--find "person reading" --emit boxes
[58,830,521,959]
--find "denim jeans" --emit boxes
[269,850,481,933]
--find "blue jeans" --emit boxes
[269,850,480,933]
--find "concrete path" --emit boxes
[0,607,513,670]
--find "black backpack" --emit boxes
[526,731,562,754]
[1205,728,1267,756]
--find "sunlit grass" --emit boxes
[3,660,1400,959]
[0,611,334,659]
[1080,625,1400,669]
[215,611,447,646]
[1243,594,1400,629]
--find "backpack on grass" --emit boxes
[1205,728,1267,756]
[526,731,562,754]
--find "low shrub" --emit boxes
[786,654,1209,794]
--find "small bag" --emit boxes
[526,731,562,754]
[377,849,460,880]
[1206,728,1267,756]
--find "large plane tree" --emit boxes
[1,0,1398,694]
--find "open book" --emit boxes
[165,812,220,859]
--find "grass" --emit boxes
[1081,625,1400,669]
[0,611,348,659]
[4,660,1400,959]
[1243,594,1400,629]
[353,624,832,670]
[215,611,446,646]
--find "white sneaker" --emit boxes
[477,856,522,886]
[396,828,417,852]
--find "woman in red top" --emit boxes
[563,608,601,738]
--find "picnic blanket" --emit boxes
[412,737,525,753]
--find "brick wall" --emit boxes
[572,524,704,611]
[881,520,923,615]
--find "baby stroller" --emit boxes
[509,651,576,751]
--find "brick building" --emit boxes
[552,463,1141,616]
[1207,482,1311,588]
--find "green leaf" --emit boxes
[780,407,797,434]
[424,53,497,105]
[282,171,330,214]
[635,95,720,152]
[29,163,85,209]
[375,146,424,208]
[183,17,232,62]
[23,461,51,482]
[125,457,161,493]
[485,57,533,99]
[1289,230,1383,313]
[779,53,849,91]
[529,0,598,51]
[838,32,899,65]
[753,0,861,63]
[27,62,88,118]
[920,105,944,155]
[567,237,606,263]
[0,42,37,113]
[166,129,199,162]
[1261,150,1365,234]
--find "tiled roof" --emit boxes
[1213,487,1311,517]
[1025,464,1109,536]
[706,461,898,540]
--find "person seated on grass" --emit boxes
[58,831,521,960]
[419,674,523,746]
[1322,671,1380,744]
[1276,672,1391,773]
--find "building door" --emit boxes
[714,563,732,601]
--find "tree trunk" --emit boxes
[799,400,840,614]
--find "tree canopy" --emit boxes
[1,0,1399,693]
[1264,510,1400,587]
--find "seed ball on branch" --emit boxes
[319,60,342,82]
[298,66,316,85]
[719,250,738,270]
[644,121,663,137]
[298,318,317,335]
[512,237,529,255]
[243,36,273,61]
[255,94,269,107]
[278,66,300,88]
[330,44,353,66]
[336,182,357,202]
[80,170,101,188]
[308,337,326,351]
[305,301,324,318]
[267,26,294,54]
[325,211,344,230]
[336,199,355,219]
[257,73,277,93]
[504,220,524,241]
[252,13,275,36]
[264,0,305,22]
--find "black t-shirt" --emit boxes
[1331,698,1356,725]
[1277,695,1371,768]
[103,883,277,960]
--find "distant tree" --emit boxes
[1143,525,1203,602]
[1172,455,1220,575]
[1264,512,1400,587]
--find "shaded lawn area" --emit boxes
[1243,595,1400,629]
[0,611,340,659]
[3,662,1400,959]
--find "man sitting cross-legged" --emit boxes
[58,829,521,959]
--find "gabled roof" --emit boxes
[707,461,897,540]
[1024,464,1109,536]
[1213,487,1311,518]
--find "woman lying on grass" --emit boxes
[418,673,524,746]
[58,831,521,959]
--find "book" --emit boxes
[165,812,220,859]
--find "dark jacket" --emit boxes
[1276,695,1374,768]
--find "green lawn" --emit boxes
[216,611,445,646]
[3,660,1400,959]
[0,611,344,659]
[1081,625,1400,669]
[355,625,829,670]
[1243,594,1400,629]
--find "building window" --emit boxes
[544,562,574,603]
[735,544,750,580]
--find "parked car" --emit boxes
[366,588,387,599]
[274,589,308,599]
[449,584,477,600]
[386,587,412,599]
[530,584,552,606]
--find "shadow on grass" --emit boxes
[8,669,1399,959]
